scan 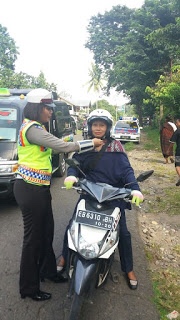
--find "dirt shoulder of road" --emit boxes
[127,131,180,275]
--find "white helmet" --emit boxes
[26,88,54,107]
[87,109,113,138]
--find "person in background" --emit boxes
[160,115,177,164]
[13,88,103,302]
[82,116,88,139]
[170,117,180,186]
[57,109,144,290]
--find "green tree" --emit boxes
[90,99,120,121]
[85,0,179,124]
[0,24,57,93]
[0,70,35,88]
[34,71,57,92]
[0,24,19,71]
[147,17,180,72]
[145,66,180,117]
[0,69,58,92]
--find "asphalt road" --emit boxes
[0,136,160,320]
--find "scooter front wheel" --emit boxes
[69,293,84,320]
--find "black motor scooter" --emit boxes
[63,159,153,320]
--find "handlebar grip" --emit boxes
[124,193,132,200]
[73,182,79,187]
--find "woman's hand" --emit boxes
[64,176,78,189]
[131,190,144,207]
[92,138,104,148]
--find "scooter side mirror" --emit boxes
[136,170,154,182]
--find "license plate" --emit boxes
[76,210,114,230]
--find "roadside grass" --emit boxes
[149,188,180,216]
[117,128,179,318]
[123,127,161,152]
[146,189,180,317]
[123,142,137,151]
[139,128,180,319]
[143,127,161,151]
[145,243,162,263]
[173,244,180,255]
[151,269,180,320]
[145,242,180,317]
[144,219,180,319]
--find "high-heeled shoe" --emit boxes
[21,290,51,301]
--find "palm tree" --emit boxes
[86,63,104,109]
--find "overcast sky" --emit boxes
[0,0,144,104]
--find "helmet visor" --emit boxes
[41,98,55,108]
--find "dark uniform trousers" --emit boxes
[14,179,57,295]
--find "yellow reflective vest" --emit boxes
[17,119,52,186]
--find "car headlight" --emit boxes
[0,164,18,174]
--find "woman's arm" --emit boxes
[118,153,141,190]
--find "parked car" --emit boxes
[0,88,73,199]
[111,117,141,143]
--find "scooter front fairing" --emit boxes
[68,197,121,260]
[79,179,131,203]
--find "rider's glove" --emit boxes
[131,190,144,207]
[64,176,78,189]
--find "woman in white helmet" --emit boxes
[58,108,144,290]
[13,89,103,302]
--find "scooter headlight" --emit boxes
[79,236,100,259]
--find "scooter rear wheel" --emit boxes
[69,293,84,320]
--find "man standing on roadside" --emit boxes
[160,115,177,164]
[170,118,180,186]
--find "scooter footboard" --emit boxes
[74,259,97,296]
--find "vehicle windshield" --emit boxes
[0,107,17,142]
[115,121,138,129]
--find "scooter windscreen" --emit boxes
[79,179,131,203]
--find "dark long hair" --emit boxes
[23,103,45,122]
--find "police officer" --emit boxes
[13,88,103,301]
